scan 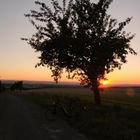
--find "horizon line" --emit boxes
[1,79,140,86]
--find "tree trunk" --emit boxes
[93,85,101,105]
[92,79,101,106]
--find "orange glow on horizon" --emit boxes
[1,67,140,85]
[99,79,110,87]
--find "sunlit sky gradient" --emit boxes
[0,0,140,84]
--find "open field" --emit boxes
[19,87,140,109]
[17,86,140,140]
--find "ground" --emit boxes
[0,92,91,140]
[19,87,140,140]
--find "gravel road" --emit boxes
[0,93,91,140]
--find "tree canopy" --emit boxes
[22,0,137,105]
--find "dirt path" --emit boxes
[0,93,91,140]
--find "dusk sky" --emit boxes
[0,0,140,85]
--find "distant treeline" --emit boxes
[0,80,81,91]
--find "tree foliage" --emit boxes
[22,0,137,104]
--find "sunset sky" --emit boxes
[0,0,140,85]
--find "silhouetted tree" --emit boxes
[0,81,2,93]
[22,0,137,105]
[0,81,5,93]
[11,81,23,92]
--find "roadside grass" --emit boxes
[17,87,140,140]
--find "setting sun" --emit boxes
[100,79,110,86]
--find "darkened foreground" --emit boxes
[0,93,91,140]
[19,87,140,140]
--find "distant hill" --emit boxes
[1,80,79,85]
[1,80,80,89]
[109,84,140,88]
[1,80,140,89]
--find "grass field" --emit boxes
[18,86,140,140]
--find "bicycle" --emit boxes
[44,96,84,122]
